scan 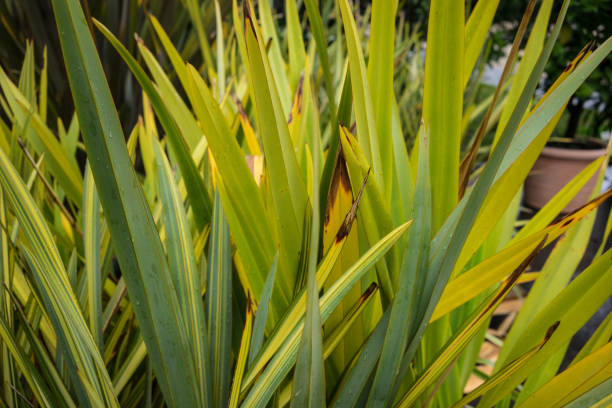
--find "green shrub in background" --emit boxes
[489,0,611,141]
[0,0,611,407]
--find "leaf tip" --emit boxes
[335,168,369,243]
[540,321,560,349]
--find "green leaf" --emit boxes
[112,340,147,394]
[478,247,612,406]
[242,199,355,392]
[0,187,17,408]
[0,146,117,407]
[450,323,558,408]
[500,201,600,369]
[320,68,352,223]
[183,64,283,317]
[517,341,612,408]
[285,0,306,92]
[50,0,203,405]
[433,189,610,321]
[242,221,411,407]
[492,0,553,147]
[249,253,279,368]
[456,42,599,275]
[184,0,214,69]
[83,164,102,351]
[570,310,612,365]
[18,41,36,107]
[367,0,398,201]
[323,283,379,361]
[10,292,76,408]
[563,379,612,408]
[391,99,414,225]
[339,127,396,301]
[0,316,56,407]
[393,1,573,393]
[303,0,337,134]
[498,38,611,179]
[155,140,212,406]
[39,46,47,122]
[230,301,253,408]
[243,4,308,288]
[214,0,225,98]
[338,0,384,193]
[206,190,232,407]
[463,0,501,88]
[137,40,204,151]
[331,309,391,408]
[513,156,604,242]
[397,239,544,407]
[148,15,189,91]
[459,0,537,196]
[322,140,363,374]
[368,123,432,407]
[94,19,212,229]
[257,0,292,113]
[0,68,83,204]
[422,0,464,231]
[292,98,324,407]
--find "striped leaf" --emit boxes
[154,140,212,406]
[0,146,117,407]
[83,164,102,351]
[206,190,232,407]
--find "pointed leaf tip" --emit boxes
[336,168,369,242]
[543,321,560,344]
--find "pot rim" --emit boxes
[541,145,607,161]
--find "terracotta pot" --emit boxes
[524,145,607,213]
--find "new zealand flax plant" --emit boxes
[0,0,611,406]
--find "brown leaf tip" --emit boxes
[236,97,248,119]
[335,169,369,242]
[325,144,351,222]
[243,1,256,33]
[552,187,612,227]
[296,74,304,112]
[545,321,560,339]
[339,125,354,147]
[265,37,273,53]
[540,321,560,349]
[335,216,353,242]
[246,292,254,315]
[562,40,593,73]
[361,282,378,301]
[287,77,304,125]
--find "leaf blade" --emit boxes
[50,0,203,405]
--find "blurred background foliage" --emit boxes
[394,0,612,142]
[492,0,611,140]
[0,0,609,146]
[0,0,230,131]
